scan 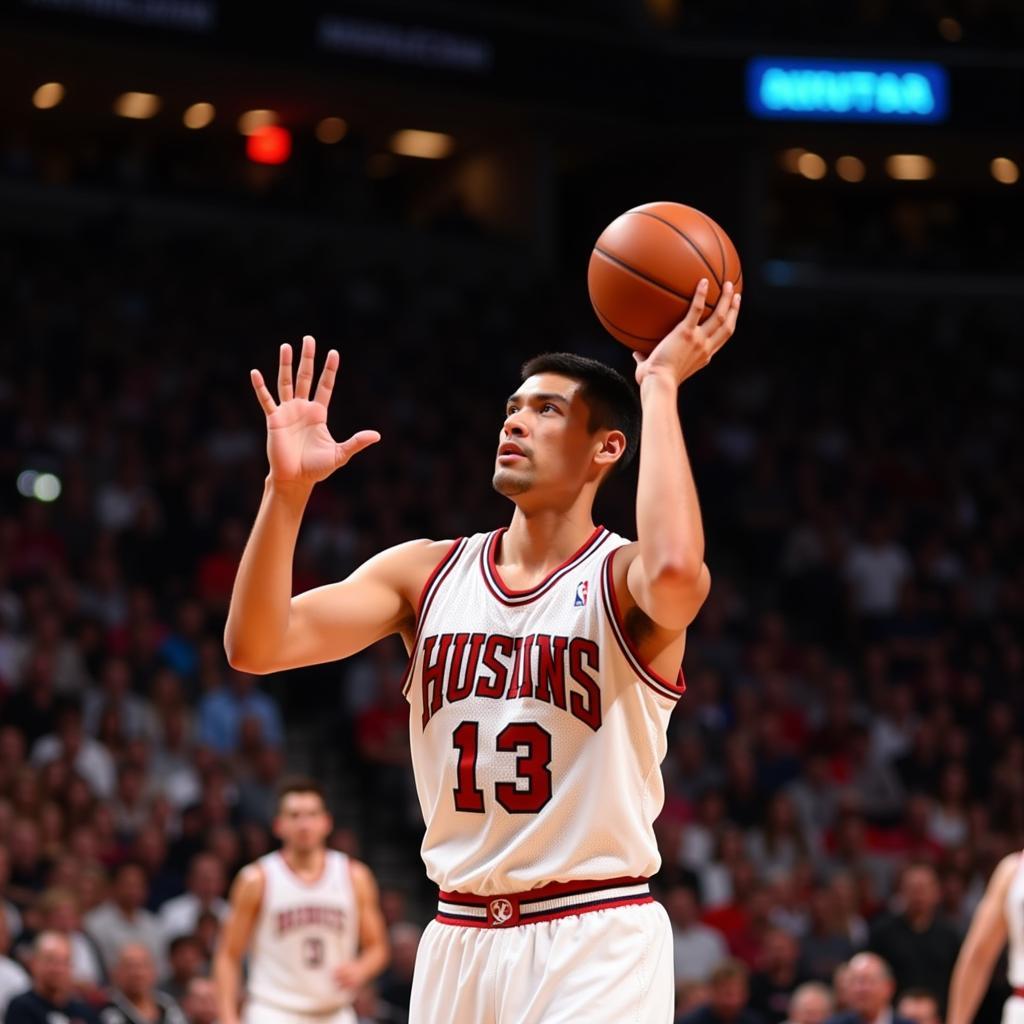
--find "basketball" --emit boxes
[588,202,743,352]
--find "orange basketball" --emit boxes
[588,202,742,353]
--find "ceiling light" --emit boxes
[315,117,348,144]
[885,154,935,180]
[796,152,827,180]
[836,155,866,183]
[114,92,161,120]
[390,129,454,160]
[990,157,1019,185]
[238,109,278,136]
[183,102,215,129]
[33,82,64,109]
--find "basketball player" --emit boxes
[213,778,389,1024]
[225,277,742,1022]
[948,852,1023,1024]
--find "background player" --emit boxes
[213,778,388,1024]
[224,277,740,1022]
[947,852,1023,1024]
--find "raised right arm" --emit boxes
[223,337,447,675]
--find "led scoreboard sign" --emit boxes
[747,57,949,123]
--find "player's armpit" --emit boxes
[620,542,711,632]
[606,544,691,680]
[232,538,451,674]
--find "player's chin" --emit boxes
[491,467,533,497]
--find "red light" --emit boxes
[247,125,291,165]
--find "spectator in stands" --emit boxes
[37,889,104,995]
[824,953,913,1024]
[676,959,764,1024]
[666,885,729,984]
[83,862,165,978]
[0,913,30,1018]
[895,990,941,1024]
[784,983,833,1024]
[5,819,46,911]
[31,701,115,800]
[750,928,805,1024]
[195,671,282,756]
[180,978,217,1024]
[868,864,960,1007]
[99,944,186,1024]
[799,887,858,983]
[4,932,99,1024]
[83,658,155,743]
[158,854,227,944]
[161,937,204,1005]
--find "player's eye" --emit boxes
[505,406,517,416]
[542,403,558,413]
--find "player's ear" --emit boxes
[594,429,626,470]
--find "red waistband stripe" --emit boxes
[435,877,653,928]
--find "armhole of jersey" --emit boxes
[400,538,467,696]
[600,546,687,702]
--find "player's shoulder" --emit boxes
[343,856,378,885]
[996,851,1023,881]
[231,860,268,899]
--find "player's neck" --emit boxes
[281,846,327,877]
[501,506,598,580]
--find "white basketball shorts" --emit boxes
[243,999,356,1024]
[409,878,673,1024]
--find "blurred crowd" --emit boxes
[0,209,1021,1024]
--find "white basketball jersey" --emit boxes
[402,527,685,895]
[1006,854,1024,987]
[247,851,359,1013]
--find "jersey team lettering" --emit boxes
[419,632,602,731]
[275,905,347,935]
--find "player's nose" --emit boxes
[502,410,528,437]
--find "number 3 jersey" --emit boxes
[247,850,359,1013]
[403,527,686,896]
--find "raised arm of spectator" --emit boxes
[223,337,446,673]
[947,853,1018,1024]
[212,865,264,1024]
[332,861,390,992]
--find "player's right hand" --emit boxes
[250,336,380,487]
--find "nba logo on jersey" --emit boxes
[574,580,588,607]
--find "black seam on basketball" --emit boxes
[628,210,723,290]
[695,210,727,284]
[592,304,669,343]
[593,247,694,303]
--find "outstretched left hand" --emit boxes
[634,278,741,388]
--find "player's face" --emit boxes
[274,793,332,853]
[493,373,614,501]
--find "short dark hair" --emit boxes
[275,776,327,812]
[520,353,641,476]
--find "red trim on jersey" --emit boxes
[601,548,686,699]
[400,538,467,696]
[435,876,653,928]
[1014,989,1024,999]
[480,526,611,606]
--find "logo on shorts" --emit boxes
[574,581,588,607]
[489,898,514,926]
